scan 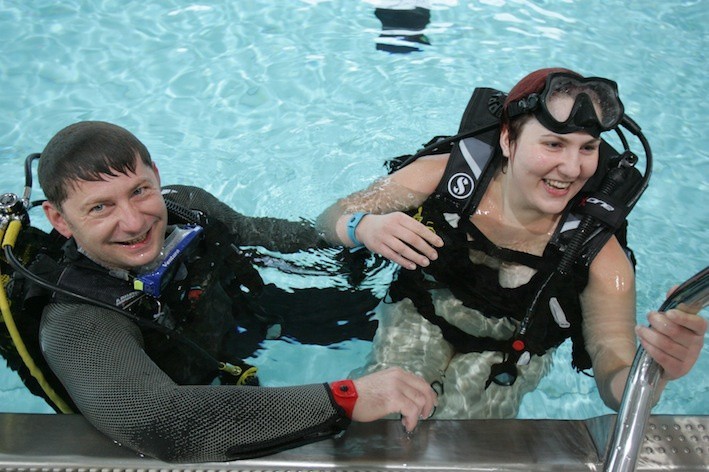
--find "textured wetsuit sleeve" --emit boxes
[162,184,324,252]
[39,303,348,462]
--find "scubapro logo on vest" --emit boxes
[447,173,474,199]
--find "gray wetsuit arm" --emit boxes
[40,303,347,462]
[162,184,324,252]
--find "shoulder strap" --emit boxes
[433,136,500,216]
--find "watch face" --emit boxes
[335,383,356,397]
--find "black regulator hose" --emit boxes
[557,155,636,275]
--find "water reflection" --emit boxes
[374,6,431,53]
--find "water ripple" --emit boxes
[0,0,705,417]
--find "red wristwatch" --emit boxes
[330,379,358,418]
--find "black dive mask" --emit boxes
[507,73,625,137]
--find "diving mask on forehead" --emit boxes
[507,73,625,137]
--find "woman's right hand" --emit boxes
[355,212,443,270]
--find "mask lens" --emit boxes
[544,74,623,131]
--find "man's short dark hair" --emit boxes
[38,121,153,207]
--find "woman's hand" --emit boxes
[355,212,443,270]
[636,302,707,380]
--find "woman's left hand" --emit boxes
[635,304,707,380]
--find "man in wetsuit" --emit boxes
[36,121,436,462]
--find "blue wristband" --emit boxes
[346,212,369,247]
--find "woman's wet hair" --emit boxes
[38,121,153,207]
[502,67,580,143]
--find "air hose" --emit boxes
[0,219,74,413]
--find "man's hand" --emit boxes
[351,367,437,432]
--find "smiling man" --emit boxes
[35,121,436,463]
[42,151,168,271]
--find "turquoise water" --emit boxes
[0,0,706,418]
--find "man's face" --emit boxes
[43,158,168,270]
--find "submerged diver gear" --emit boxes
[49,220,264,386]
[506,72,624,137]
[133,224,203,297]
[6,222,260,388]
[330,379,358,418]
[346,212,369,248]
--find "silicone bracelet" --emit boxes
[346,212,369,247]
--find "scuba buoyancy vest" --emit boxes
[383,87,650,373]
[0,188,268,412]
[51,226,264,386]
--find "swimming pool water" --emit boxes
[0,0,706,418]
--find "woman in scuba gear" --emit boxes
[31,121,437,462]
[316,67,707,418]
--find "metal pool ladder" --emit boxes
[604,265,709,472]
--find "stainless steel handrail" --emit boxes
[603,266,709,472]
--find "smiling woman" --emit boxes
[314,66,707,419]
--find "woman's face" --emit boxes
[499,116,600,218]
